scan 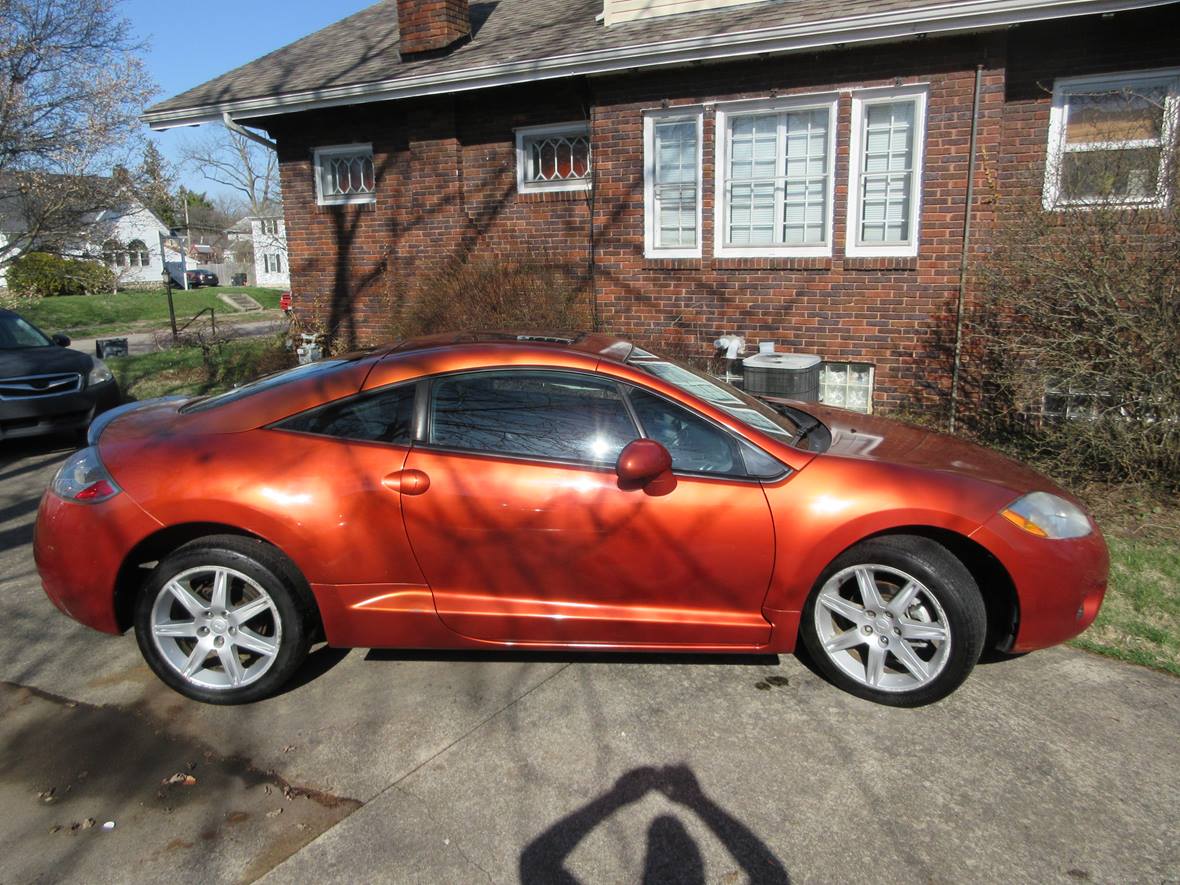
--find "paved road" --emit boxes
[67,315,289,358]
[1,439,1178,884]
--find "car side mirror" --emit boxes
[616,438,673,484]
[51,333,70,347]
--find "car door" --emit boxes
[398,369,777,646]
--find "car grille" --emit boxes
[0,373,83,400]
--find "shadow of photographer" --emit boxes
[520,764,790,884]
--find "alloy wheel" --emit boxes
[149,565,283,691]
[813,563,951,693]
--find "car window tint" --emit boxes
[430,372,638,465]
[628,389,743,475]
[278,385,415,444]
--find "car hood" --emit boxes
[801,403,1069,498]
[0,346,93,379]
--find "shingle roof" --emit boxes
[143,0,1176,127]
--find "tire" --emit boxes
[799,535,986,707]
[134,535,314,704]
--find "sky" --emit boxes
[123,0,375,201]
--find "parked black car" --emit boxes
[0,310,121,441]
[185,269,219,288]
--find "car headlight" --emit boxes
[88,358,113,386]
[1001,492,1092,539]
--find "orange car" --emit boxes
[35,333,1107,706]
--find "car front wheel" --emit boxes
[134,536,313,704]
[800,535,986,707]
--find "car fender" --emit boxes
[760,455,1015,616]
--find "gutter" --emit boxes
[143,0,1173,129]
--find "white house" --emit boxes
[0,184,172,289]
[251,214,289,287]
[83,201,172,287]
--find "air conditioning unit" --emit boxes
[741,353,821,400]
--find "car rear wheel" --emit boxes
[800,535,986,707]
[134,536,313,704]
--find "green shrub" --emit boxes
[7,252,115,298]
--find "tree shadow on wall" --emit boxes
[520,764,790,884]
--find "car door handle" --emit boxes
[382,468,430,495]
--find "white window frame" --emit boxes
[1043,67,1180,210]
[644,108,704,259]
[846,85,928,258]
[515,122,592,194]
[713,94,838,259]
[313,143,377,206]
[264,253,283,274]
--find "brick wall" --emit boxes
[255,6,1179,416]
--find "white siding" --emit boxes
[251,217,290,287]
[604,0,769,26]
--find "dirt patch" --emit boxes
[0,681,360,883]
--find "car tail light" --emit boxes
[51,447,121,504]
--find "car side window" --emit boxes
[429,371,638,465]
[276,384,416,445]
[627,388,744,476]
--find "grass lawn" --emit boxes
[17,287,285,338]
[108,336,294,401]
[1069,487,1180,676]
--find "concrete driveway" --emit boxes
[1,438,1178,884]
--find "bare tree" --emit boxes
[0,0,152,267]
[180,124,280,216]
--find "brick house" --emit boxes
[145,0,1180,415]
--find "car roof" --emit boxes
[381,331,635,364]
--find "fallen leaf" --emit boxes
[266,808,283,818]
[162,773,197,786]
[80,818,96,830]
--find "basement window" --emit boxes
[314,144,376,206]
[515,123,592,193]
[1044,68,1179,209]
[818,362,874,413]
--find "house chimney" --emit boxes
[397,0,470,56]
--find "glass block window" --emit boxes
[1044,69,1179,208]
[516,123,592,193]
[716,98,836,256]
[645,111,702,256]
[314,144,376,205]
[847,88,926,257]
[819,362,874,413]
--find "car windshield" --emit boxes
[180,358,352,413]
[627,349,800,445]
[0,314,53,349]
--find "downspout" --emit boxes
[221,112,278,151]
[580,79,599,332]
[949,63,984,435]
